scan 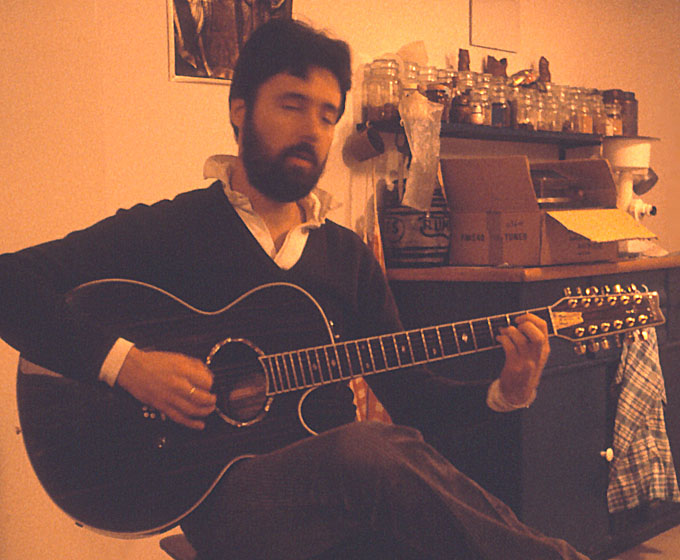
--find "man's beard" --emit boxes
[240,114,327,203]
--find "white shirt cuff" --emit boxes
[99,338,135,386]
[486,378,537,412]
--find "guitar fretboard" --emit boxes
[260,308,553,395]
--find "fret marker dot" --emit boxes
[462,334,469,343]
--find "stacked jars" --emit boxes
[602,89,623,136]
[490,77,511,127]
[603,89,638,136]
[360,57,640,138]
[362,59,401,124]
[425,68,455,122]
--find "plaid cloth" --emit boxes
[607,328,680,513]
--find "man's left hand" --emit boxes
[496,313,550,406]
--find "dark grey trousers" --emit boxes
[181,421,590,560]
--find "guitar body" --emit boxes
[16,280,350,536]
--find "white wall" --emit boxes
[1,1,678,558]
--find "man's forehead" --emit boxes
[264,67,341,102]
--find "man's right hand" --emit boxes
[116,347,217,430]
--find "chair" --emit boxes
[159,534,199,560]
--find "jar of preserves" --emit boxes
[514,89,537,130]
[621,91,638,137]
[363,59,401,124]
[490,78,511,127]
[602,89,623,136]
[589,90,607,136]
[576,88,593,134]
[426,68,455,122]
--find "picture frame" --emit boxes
[167,0,293,84]
[469,0,519,53]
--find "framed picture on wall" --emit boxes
[167,0,293,84]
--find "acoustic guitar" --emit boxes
[16,279,664,536]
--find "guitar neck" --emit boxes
[260,307,553,395]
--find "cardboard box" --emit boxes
[440,156,656,266]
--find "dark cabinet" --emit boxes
[388,255,680,558]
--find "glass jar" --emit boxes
[602,89,623,136]
[477,74,493,125]
[450,70,475,124]
[551,84,569,131]
[490,78,511,127]
[514,89,537,130]
[561,88,580,132]
[469,87,490,125]
[589,90,607,136]
[576,88,593,134]
[425,68,455,122]
[363,59,402,124]
[537,91,559,131]
[621,91,638,137]
[418,66,438,95]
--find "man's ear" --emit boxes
[230,98,246,131]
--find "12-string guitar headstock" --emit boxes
[550,284,665,355]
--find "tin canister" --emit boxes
[380,187,450,267]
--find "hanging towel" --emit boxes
[607,328,680,513]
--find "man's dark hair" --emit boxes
[229,18,352,137]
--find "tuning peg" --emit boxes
[574,327,586,338]
[638,314,649,325]
[600,322,611,332]
[600,338,611,351]
[573,343,587,355]
[575,287,584,296]
[563,287,573,296]
[627,283,638,293]
[601,285,612,295]
[613,284,624,294]
[588,325,599,335]
[585,286,600,296]
[640,329,649,341]
[588,341,601,353]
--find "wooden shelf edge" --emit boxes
[387,254,680,283]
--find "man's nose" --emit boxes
[298,109,323,142]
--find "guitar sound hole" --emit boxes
[208,340,268,424]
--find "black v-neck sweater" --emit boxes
[1,182,492,438]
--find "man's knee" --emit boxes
[323,422,424,479]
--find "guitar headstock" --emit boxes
[549,284,665,355]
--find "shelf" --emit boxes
[386,254,680,283]
[369,121,603,150]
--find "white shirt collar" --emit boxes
[202,154,338,229]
